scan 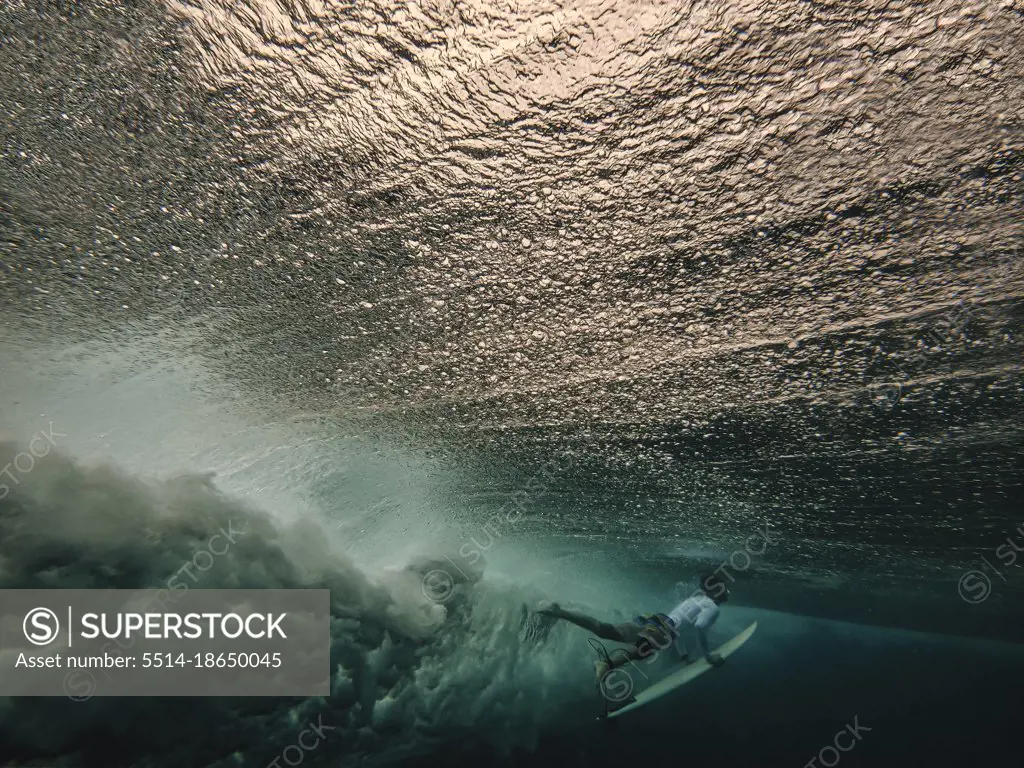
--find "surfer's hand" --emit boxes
[705,653,725,667]
[535,600,560,616]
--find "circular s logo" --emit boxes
[957,570,991,604]
[23,607,60,646]
[598,667,634,703]
[421,570,455,603]
[63,670,97,702]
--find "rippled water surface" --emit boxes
[1,0,1022,766]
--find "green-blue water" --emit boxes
[2,0,1022,765]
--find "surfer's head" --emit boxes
[700,572,730,603]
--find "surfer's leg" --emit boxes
[674,633,692,661]
[536,603,632,642]
[601,622,646,670]
[605,644,642,670]
[606,624,674,670]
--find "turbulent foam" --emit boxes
[0,441,589,767]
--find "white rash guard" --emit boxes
[666,593,719,656]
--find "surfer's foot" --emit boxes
[594,659,611,680]
[535,600,561,616]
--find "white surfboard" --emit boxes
[605,621,758,719]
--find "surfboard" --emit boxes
[604,621,758,719]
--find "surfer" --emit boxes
[536,572,730,681]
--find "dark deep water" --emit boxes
[442,616,1024,768]
[1,0,1023,766]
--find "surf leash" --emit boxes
[588,637,614,721]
